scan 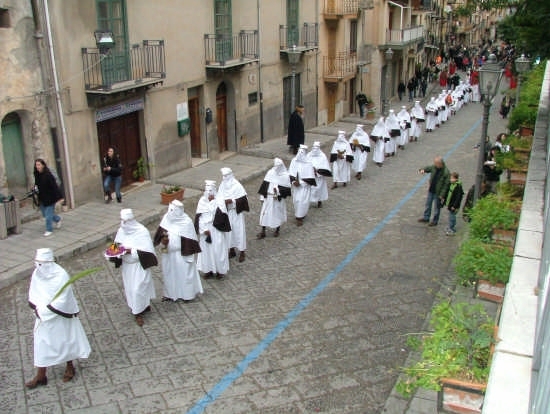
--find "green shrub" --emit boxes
[397,301,494,397]
[453,238,513,286]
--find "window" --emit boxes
[287,0,299,47]
[350,20,358,54]
[0,8,10,28]
[248,92,258,106]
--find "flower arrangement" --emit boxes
[161,184,183,194]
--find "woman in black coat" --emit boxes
[34,158,63,236]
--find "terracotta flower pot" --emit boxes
[475,279,506,303]
[438,377,486,414]
[160,188,184,205]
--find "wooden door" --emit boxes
[188,97,201,157]
[97,111,141,186]
[1,113,27,191]
[216,94,228,152]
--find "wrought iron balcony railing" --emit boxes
[279,23,319,50]
[82,40,165,92]
[386,26,424,45]
[323,51,357,82]
[204,30,259,68]
[323,0,359,18]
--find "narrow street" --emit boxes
[1,98,508,413]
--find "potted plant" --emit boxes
[467,194,519,242]
[397,300,496,413]
[453,238,513,302]
[132,157,146,182]
[160,184,184,205]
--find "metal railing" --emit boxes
[323,0,359,16]
[204,30,258,66]
[323,51,357,80]
[279,23,319,50]
[81,40,165,91]
[386,26,424,44]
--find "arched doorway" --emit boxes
[216,82,228,152]
[1,113,27,193]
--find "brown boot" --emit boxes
[63,361,75,382]
[228,248,237,259]
[25,367,47,389]
[238,251,246,262]
[135,314,144,326]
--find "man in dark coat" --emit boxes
[287,105,305,155]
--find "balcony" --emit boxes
[204,30,259,69]
[323,51,357,83]
[279,23,319,52]
[82,40,165,94]
[384,25,424,48]
[323,0,359,19]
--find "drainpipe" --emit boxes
[257,0,264,142]
[43,0,75,208]
[315,0,319,125]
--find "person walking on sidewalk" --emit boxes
[289,144,317,226]
[218,167,249,262]
[112,208,157,326]
[25,248,91,389]
[33,158,63,237]
[444,172,464,236]
[154,200,203,302]
[195,180,231,280]
[418,156,450,227]
[102,147,123,203]
[257,158,291,239]
[287,104,305,154]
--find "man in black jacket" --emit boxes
[287,105,305,155]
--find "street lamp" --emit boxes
[514,54,531,104]
[286,45,303,114]
[474,53,504,203]
[382,48,394,116]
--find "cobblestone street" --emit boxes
[0,100,508,413]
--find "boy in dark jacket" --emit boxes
[445,172,464,235]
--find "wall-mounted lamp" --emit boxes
[94,30,115,54]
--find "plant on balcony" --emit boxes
[467,194,519,241]
[396,300,494,398]
[453,238,513,287]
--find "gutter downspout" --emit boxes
[257,0,264,142]
[43,0,75,208]
[315,0,319,126]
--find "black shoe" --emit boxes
[117,197,121,203]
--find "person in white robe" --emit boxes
[154,200,203,302]
[330,130,353,188]
[385,110,400,156]
[217,167,249,262]
[370,117,387,167]
[257,158,291,238]
[349,125,370,180]
[396,106,411,149]
[25,248,91,389]
[425,97,438,132]
[410,100,425,141]
[113,208,157,326]
[437,92,448,124]
[307,141,331,207]
[196,180,231,279]
[288,144,317,226]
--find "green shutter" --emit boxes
[287,0,299,47]
[214,0,232,62]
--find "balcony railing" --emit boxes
[279,23,319,50]
[323,51,357,82]
[386,26,424,45]
[323,0,359,18]
[204,30,259,68]
[82,40,165,92]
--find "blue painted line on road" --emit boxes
[187,115,483,414]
